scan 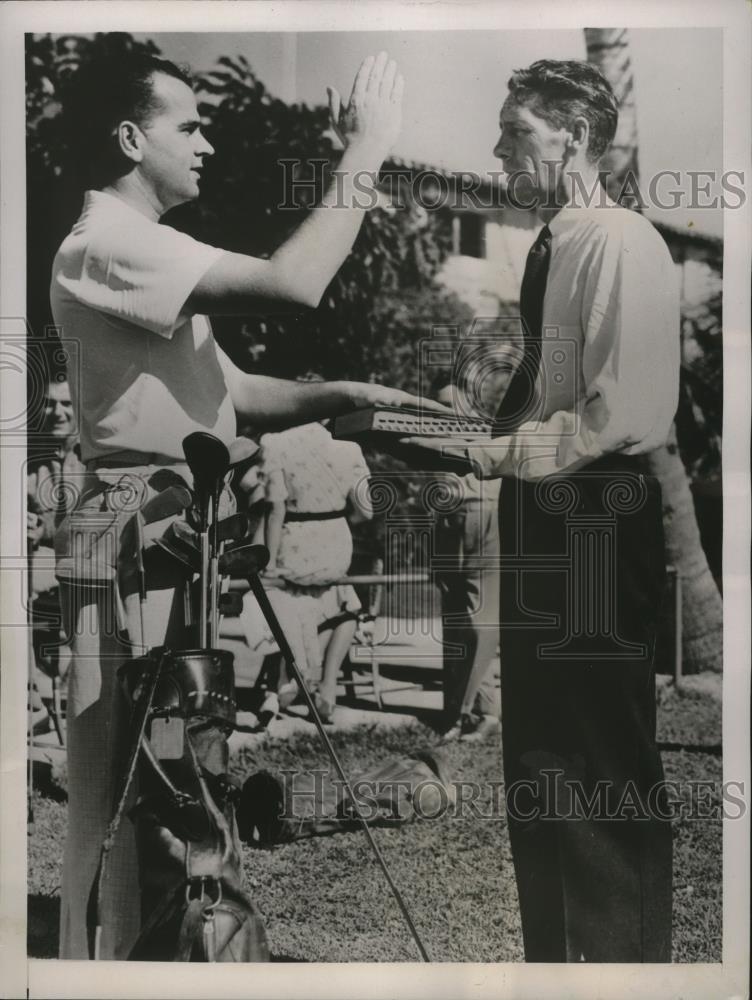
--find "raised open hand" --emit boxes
[327,51,404,160]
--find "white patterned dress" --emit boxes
[242,422,370,677]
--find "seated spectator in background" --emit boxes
[433,380,502,742]
[242,379,374,723]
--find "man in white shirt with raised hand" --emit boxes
[50,48,430,960]
[406,59,678,962]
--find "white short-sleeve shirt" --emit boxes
[50,190,236,463]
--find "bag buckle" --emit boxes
[185,875,222,913]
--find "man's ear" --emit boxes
[569,115,591,155]
[114,120,145,164]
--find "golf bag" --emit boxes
[97,646,269,962]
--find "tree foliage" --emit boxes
[675,289,723,484]
[26,33,162,348]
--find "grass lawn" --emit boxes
[27,675,722,963]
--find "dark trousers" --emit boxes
[499,455,673,962]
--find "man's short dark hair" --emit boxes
[507,59,618,161]
[63,52,192,187]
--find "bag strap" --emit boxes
[139,733,199,808]
[184,727,234,865]
[175,897,205,962]
[127,882,185,960]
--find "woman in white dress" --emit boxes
[253,416,373,721]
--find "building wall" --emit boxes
[437,202,537,314]
[438,201,722,322]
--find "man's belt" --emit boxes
[284,508,346,523]
[86,451,192,471]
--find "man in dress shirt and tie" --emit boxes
[407,59,679,962]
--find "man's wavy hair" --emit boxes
[507,59,619,162]
[63,52,192,187]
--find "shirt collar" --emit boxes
[546,189,619,236]
[83,189,157,223]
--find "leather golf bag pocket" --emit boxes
[118,648,269,962]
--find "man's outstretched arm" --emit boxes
[217,347,447,429]
[186,52,403,316]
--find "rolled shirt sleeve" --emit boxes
[69,222,224,339]
[469,209,680,481]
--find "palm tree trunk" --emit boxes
[586,27,723,673]
[584,27,641,208]
[642,430,723,673]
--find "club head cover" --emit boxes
[182,432,230,524]
[218,543,270,578]
[228,436,260,470]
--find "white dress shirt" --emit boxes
[469,197,680,481]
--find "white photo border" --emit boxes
[1,1,749,998]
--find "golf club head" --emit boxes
[153,532,200,575]
[147,468,192,494]
[183,432,231,495]
[172,512,250,549]
[218,591,244,616]
[185,505,202,532]
[218,543,270,579]
[217,511,251,545]
[183,432,231,535]
[140,485,193,525]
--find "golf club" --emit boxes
[190,538,430,961]
[217,590,244,637]
[173,511,251,644]
[173,511,250,549]
[140,485,192,524]
[182,433,230,647]
[217,542,271,579]
[133,510,148,653]
[241,563,430,963]
[138,485,194,645]
[155,517,255,577]
[212,507,253,646]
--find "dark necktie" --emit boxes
[493,224,552,434]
